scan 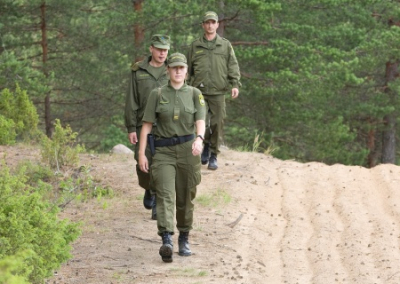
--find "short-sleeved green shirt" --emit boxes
[143,82,206,139]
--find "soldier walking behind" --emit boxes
[187,11,241,170]
[125,34,170,220]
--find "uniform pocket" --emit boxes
[187,162,201,188]
[156,104,169,120]
[136,165,151,190]
[182,106,196,126]
[150,163,160,189]
[184,106,196,114]
[156,105,169,113]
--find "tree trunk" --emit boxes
[133,0,144,62]
[381,60,398,164]
[367,120,378,167]
[216,1,225,37]
[41,2,52,137]
[382,113,396,163]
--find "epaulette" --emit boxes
[130,61,141,71]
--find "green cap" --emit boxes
[168,53,188,67]
[203,11,218,22]
[151,34,170,50]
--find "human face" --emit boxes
[168,66,187,85]
[149,46,168,67]
[202,20,219,37]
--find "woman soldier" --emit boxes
[138,52,206,263]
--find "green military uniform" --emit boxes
[143,82,206,235]
[124,57,168,191]
[187,33,241,155]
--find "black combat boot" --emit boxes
[151,196,157,220]
[159,232,173,262]
[208,153,218,170]
[178,232,192,256]
[201,142,210,165]
[143,189,155,210]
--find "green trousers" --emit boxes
[203,94,226,155]
[151,139,201,235]
[134,127,153,193]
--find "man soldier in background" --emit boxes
[187,11,241,171]
[125,34,170,219]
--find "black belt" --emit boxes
[154,134,195,147]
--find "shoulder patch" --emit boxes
[130,61,141,71]
[199,93,205,106]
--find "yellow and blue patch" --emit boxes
[199,94,205,106]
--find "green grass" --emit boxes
[195,188,231,208]
[234,130,278,155]
[169,267,208,277]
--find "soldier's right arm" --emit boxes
[124,65,140,134]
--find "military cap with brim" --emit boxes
[151,34,170,50]
[203,11,218,22]
[168,53,188,67]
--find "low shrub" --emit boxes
[0,115,16,145]
[40,119,85,169]
[0,85,39,144]
[0,164,80,284]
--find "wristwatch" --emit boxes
[197,135,204,141]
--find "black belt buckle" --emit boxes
[171,137,179,145]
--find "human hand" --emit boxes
[139,155,149,173]
[128,132,138,144]
[192,138,203,156]
[231,88,239,99]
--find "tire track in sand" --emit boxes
[301,163,348,283]
[278,160,316,283]
[362,165,400,283]
[331,164,400,284]
[213,151,287,283]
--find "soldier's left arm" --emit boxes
[193,87,206,123]
[227,43,242,92]
[186,43,194,85]
[191,87,205,156]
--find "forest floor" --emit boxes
[3,144,400,284]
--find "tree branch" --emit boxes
[231,41,268,46]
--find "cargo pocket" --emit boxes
[136,165,151,190]
[187,163,201,188]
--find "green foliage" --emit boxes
[0,115,16,145]
[59,166,114,205]
[10,157,113,211]
[16,161,54,185]
[100,121,131,153]
[0,250,33,284]
[3,0,400,165]
[0,85,39,144]
[0,164,80,284]
[224,0,400,166]
[0,50,50,100]
[40,119,85,169]
[196,188,231,208]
